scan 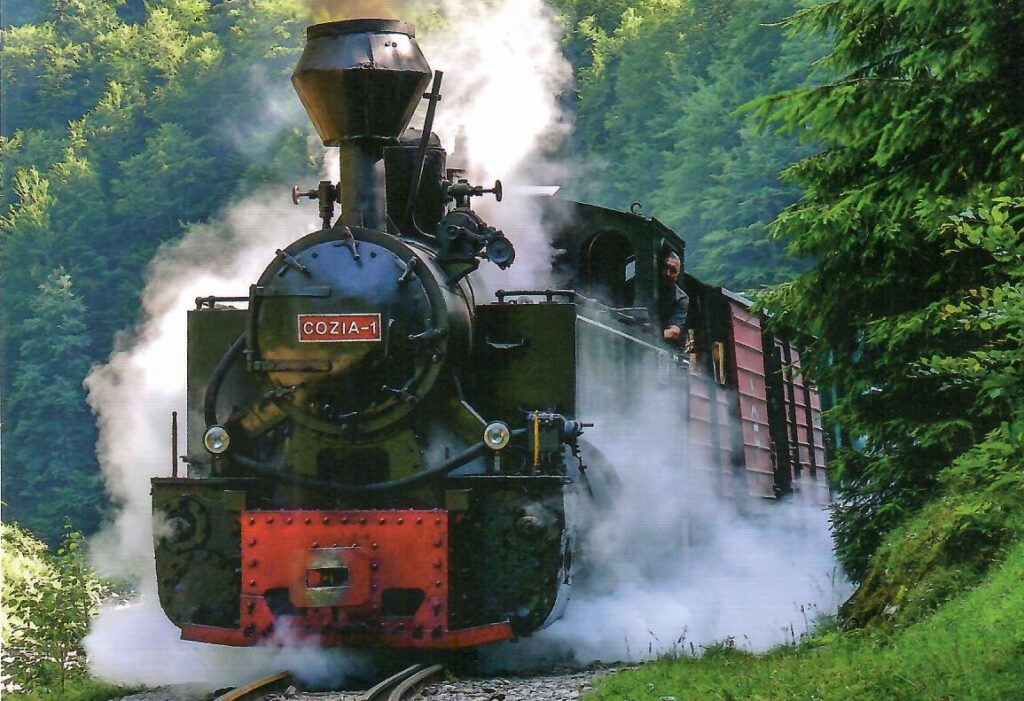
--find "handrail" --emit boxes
[495,288,576,302]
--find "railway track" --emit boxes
[210,664,444,701]
[359,664,445,701]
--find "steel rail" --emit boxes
[386,664,444,701]
[358,663,444,701]
[213,671,292,701]
[359,664,423,701]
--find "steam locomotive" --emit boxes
[152,18,829,650]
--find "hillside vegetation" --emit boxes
[1,0,314,542]
[556,0,829,289]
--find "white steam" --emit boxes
[86,198,305,579]
[421,0,574,292]
[86,599,369,688]
[485,351,847,668]
[422,0,570,183]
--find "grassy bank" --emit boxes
[3,679,138,701]
[586,540,1024,700]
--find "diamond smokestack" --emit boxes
[292,19,432,229]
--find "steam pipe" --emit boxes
[204,334,246,428]
[171,411,178,478]
[232,429,527,494]
[338,141,386,230]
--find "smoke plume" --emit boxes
[420,0,573,293]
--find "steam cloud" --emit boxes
[83,0,844,690]
[484,353,848,668]
[420,0,573,293]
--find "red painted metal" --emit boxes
[178,509,514,649]
[726,301,775,499]
[180,623,250,646]
[687,373,737,493]
[297,313,382,342]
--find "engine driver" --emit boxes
[659,250,689,344]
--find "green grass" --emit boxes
[585,540,1024,701]
[3,679,142,701]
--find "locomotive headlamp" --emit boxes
[203,425,231,454]
[483,421,511,451]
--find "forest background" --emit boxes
[2,1,1023,692]
[0,0,828,544]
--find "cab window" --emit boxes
[580,230,635,308]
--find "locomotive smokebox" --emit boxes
[293,20,432,229]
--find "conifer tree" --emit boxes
[561,0,827,290]
[754,0,1024,577]
[4,269,103,543]
[651,0,827,288]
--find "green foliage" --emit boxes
[839,199,1024,623]
[648,1,828,289]
[0,0,314,542]
[841,419,1024,627]
[4,269,103,543]
[919,199,1024,418]
[585,539,1024,700]
[1,522,113,695]
[4,678,139,701]
[554,0,828,290]
[548,0,637,73]
[752,0,1024,578]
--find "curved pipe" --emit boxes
[204,333,247,428]
[232,428,527,494]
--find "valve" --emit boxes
[290,181,339,230]
[443,178,503,209]
[483,179,503,202]
[291,185,317,205]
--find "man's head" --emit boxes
[662,250,681,285]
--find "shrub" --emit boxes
[1,521,111,695]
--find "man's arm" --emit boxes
[663,289,689,342]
